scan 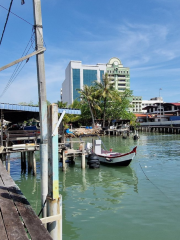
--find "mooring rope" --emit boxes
[38,198,47,217]
[138,161,179,208]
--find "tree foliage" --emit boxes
[94,73,120,127]
[57,78,136,127]
[78,85,101,128]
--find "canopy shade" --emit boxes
[0,103,81,123]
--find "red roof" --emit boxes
[135,113,149,117]
[170,103,180,106]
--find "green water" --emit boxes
[10,133,180,240]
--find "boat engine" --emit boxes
[87,153,100,169]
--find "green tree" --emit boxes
[95,73,121,127]
[56,101,68,108]
[78,85,101,128]
[18,101,38,106]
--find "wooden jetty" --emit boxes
[0,161,52,240]
[137,125,180,134]
[103,128,129,136]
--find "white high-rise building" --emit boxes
[62,57,131,105]
[62,61,106,105]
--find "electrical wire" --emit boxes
[0,4,46,48]
[0,0,14,46]
[0,3,33,26]
[0,3,46,98]
[0,31,35,98]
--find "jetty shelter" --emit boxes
[0,103,81,123]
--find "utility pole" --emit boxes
[32,0,48,218]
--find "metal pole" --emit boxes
[32,0,48,218]
[1,109,3,146]
[47,104,62,240]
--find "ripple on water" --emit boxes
[9,133,180,240]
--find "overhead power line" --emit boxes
[0,0,14,46]
[0,31,35,98]
[0,4,33,26]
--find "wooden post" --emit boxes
[81,142,85,169]
[62,149,66,171]
[6,153,10,173]
[47,104,62,240]
[21,152,26,174]
[32,151,37,176]
[2,154,6,167]
[21,152,23,172]
[70,137,72,149]
[28,152,32,173]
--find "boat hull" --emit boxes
[94,147,137,166]
[99,159,132,166]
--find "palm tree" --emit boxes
[78,85,100,128]
[56,101,68,108]
[95,73,121,127]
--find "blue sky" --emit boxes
[0,0,180,104]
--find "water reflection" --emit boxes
[8,133,180,240]
[60,163,138,194]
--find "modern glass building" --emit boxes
[62,60,106,105]
[62,57,139,109]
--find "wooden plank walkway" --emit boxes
[0,161,52,240]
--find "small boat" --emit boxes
[86,140,137,166]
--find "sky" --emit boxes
[0,0,180,104]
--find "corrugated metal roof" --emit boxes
[0,103,81,115]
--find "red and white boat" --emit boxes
[86,140,137,166]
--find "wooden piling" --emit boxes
[28,152,32,173]
[21,152,26,174]
[81,142,85,169]
[62,150,66,171]
[32,151,36,175]
[6,153,10,173]
[2,154,6,167]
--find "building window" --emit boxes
[73,69,80,101]
[100,70,104,81]
[83,69,97,86]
